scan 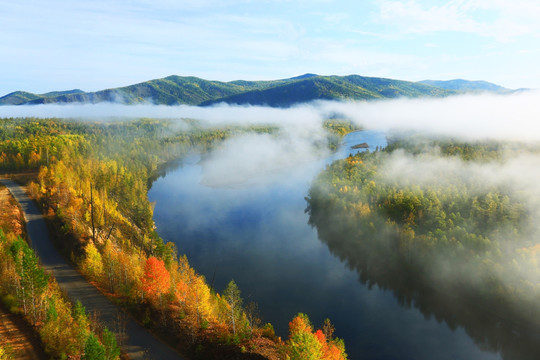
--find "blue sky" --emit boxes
[1,0,539,94]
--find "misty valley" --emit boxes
[4,0,540,358]
[1,115,540,360]
[307,136,540,359]
[151,129,540,360]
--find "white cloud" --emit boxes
[377,0,480,34]
[3,91,540,143]
[374,0,540,41]
[199,132,327,187]
[319,91,540,141]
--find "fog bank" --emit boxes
[320,91,540,142]
[2,91,540,141]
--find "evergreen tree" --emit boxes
[83,333,105,360]
[102,327,121,360]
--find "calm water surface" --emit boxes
[149,131,502,360]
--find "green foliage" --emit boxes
[102,327,121,360]
[0,91,42,105]
[287,313,323,360]
[46,298,58,322]
[288,331,324,360]
[83,333,106,360]
[0,228,80,358]
[8,237,49,323]
[307,137,540,326]
[0,90,84,105]
[202,74,455,107]
[309,144,528,259]
[3,74,457,107]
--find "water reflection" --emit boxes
[306,133,540,360]
[148,131,513,360]
[308,211,540,360]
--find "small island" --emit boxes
[351,142,369,149]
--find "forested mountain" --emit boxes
[201,75,454,107]
[20,76,255,106]
[418,79,512,93]
[1,74,518,107]
[0,73,510,107]
[0,91,42,105]
[0,75,307,106]
[0,89,84,105]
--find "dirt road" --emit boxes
[0,304,47,360]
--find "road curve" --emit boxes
[0,179,186,360]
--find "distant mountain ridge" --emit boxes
[418,79,511,93]
[200,75,452,107]
[0,74,515,107]
[0,89,84,105]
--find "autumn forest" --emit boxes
[2,114,540,360]
[0,117,347,359]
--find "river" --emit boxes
[148,131,504,360]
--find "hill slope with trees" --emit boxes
[0,74,463,107]
[0,117,348,360]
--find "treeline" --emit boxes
[385,135,540,161]
[307,138,540,336]
[0,185,120,359]
[0,117,347,360]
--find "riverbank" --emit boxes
[0,118,352,359]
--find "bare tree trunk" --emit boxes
[90,184,96,243]
[231,303,236,335]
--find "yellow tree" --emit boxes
[82,241,104,282]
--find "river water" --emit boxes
[149,131,504,360]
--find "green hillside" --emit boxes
[0,89,85,105]
[0,91,43,105]
[41,89,85,98]
[27,76,256,105]
[2,74,513,107]
[202,75,454,107]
